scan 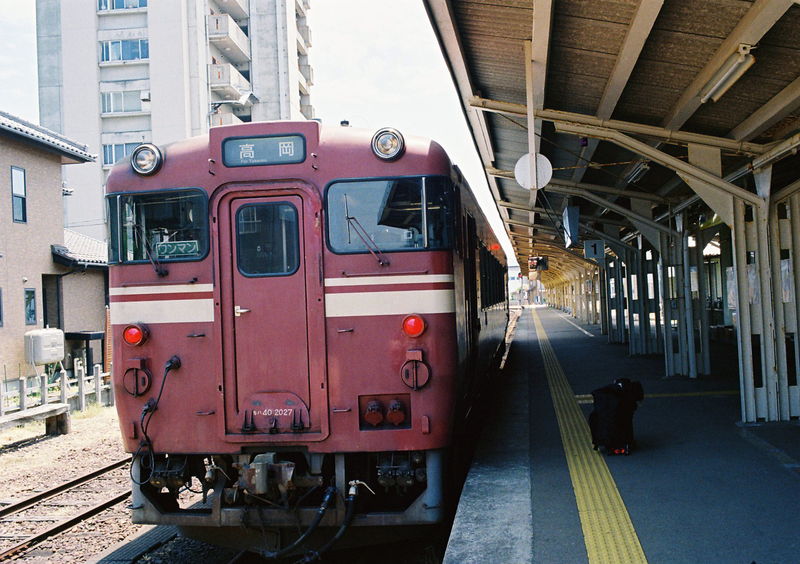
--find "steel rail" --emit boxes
[0,457,130,518]
[0,491,130,560]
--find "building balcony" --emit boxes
[297,36,309,57]
[210,111,244,127]
[208,64,251,99]
[216,0,249,20]
[300,63,314,87]
[207,14,250,64]
[298,24,312,48]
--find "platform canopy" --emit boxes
[424,0,800,282]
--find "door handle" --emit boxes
[234,305,251,317]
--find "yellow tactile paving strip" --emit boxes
[532,308,648,564]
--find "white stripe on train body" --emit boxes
[323,274,456,318]
[109,275,455,324]
[324,290,455,318]
[110,284,214,296]
[324,274,454,287]
[110,299,215,325]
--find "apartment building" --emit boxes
[36,0,314,241]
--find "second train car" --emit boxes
[106,120,507,557]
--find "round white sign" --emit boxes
[514,153,553,190]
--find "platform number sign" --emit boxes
[584,239,605,261]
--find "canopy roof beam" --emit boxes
[487,167,671,203]
[662,0,796,130]
[469,97,768,155]
[545,185,677,237]
[554,121,762,206]
[572,0,664,183]
[498,201,632,228]
[728,76,800,141]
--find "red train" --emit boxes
[106,120,507,556]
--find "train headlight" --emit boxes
[371,128,405,161]
[122,323,149,346]
[402,314,426,338]
[130,143,163,176]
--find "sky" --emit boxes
[0,0,516,264]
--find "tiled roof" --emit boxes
[0,110,95,164]
[52,229,108,267]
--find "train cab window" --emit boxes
[236,202,300,276]
[326,176,453,254]
[107,189,208,264]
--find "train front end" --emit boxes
[106,120,492,554]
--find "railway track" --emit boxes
[0,458,131,560]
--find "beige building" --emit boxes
[0,111,105,381]
[37,0,314,241]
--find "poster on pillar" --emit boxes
[781,258,794,303]
[726,267,737,310]
[747,263,760,305]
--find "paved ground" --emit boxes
[447,306,800,564]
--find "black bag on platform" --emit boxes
[588,378,643,455]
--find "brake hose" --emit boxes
[259,485,337,559]
[130,355,181,485]
[296,480,369,563]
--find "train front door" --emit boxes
[220,190,327,439]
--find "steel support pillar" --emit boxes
[678,213,698,378]
[785,194,800,416]
[599,266,609,335]
[695,226,713,375]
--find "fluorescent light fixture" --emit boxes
[625,160,650,184]
[700,44,755,104]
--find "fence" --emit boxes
[0,359,114,418]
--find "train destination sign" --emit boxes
[223,135,306,167]
[156,240,199,258]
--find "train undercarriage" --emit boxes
[130,448,445,555]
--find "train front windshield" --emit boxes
[107,189,208,264]
[326,176,454,253]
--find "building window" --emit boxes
[100,39,149,63]
[101,91,143,113]
[98,0,147,10]
[103,142,141,166]
[24,288,36,325]
[11,166,26,223]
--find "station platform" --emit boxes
[444,305,800,564]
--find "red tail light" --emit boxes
[122,324,149,346]
[402,314,426,338]
[386,399,406,426]
[364,400,385,427]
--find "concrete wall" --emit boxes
[62,270,107,372]
[36,0,63,133]
[148,1,194,144]
[250,0,309,121]
[37,0,108,241]
[61,272,106,334]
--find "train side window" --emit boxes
[424,176,454,250]
[326,176,454,254]
[107,188,208,264]
[236,202,300,276]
